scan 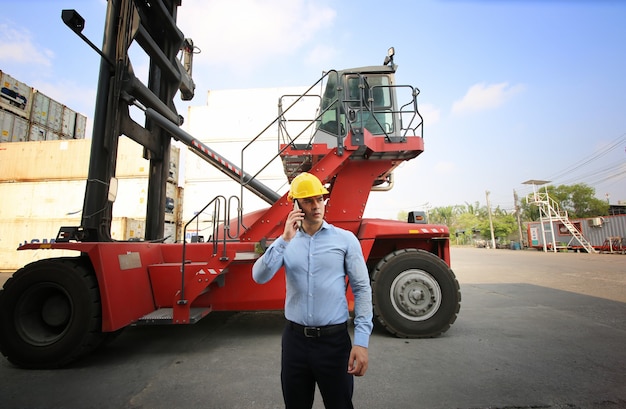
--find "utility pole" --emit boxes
[514,189,524,248]
[486,190,496,249]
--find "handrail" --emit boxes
[238,70,338,205]
[179,195,226,304]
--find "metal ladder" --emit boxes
[528,192,597,253]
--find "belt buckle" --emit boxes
[304,326,320,337]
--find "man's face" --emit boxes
[299,195,325,223]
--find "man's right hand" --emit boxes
[282,208,304,242]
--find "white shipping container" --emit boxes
[0,180,86,219]
[47,99,64,133]
[0,178,175,221]
[0,217,81,272]
[112,178,149,219]
[166,181,178,211]
[74,113,87,139]
[0,71,33,119]
[31,91,50,127]
[29,124,47,141]
[163,221,177,243]
[11,116,29,142]
[169,145,180,183]
[0,217,146,272]
[118,218,145,241]
[61,107,76,138]
[46,131,61,141]
[164,181,181,223]
[0,138,181,182]
[0,140,90,181]
[0,109,13,142]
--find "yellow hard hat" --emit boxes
[288,172,329,201]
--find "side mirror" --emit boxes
[384,47,395,65]
[108,177,118,202]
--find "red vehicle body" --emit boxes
[0,1,460,369]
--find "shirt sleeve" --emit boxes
[252,236,289,284]
[344,233,373,348]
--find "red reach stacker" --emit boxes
[0,0,461,368]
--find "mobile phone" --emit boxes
[293,200,302,229]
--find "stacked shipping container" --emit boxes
[0,70,87,143]
[0,139,183,271]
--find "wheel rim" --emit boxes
[389,269,442,321]
[14,283,73,347]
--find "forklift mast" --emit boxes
[78,0,189,242]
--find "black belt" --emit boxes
[288,321,347,338]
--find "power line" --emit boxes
[546,132,626,182]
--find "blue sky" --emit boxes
[1,0,625,218]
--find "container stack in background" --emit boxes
[0,70,87,143]
[0,70,183,272]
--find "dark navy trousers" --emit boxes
[281,322,354,409]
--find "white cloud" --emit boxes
[419,103,441,126]
[451,82,524,115]
[177,0,336,74]
[0,23,53,67]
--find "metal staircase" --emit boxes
[527,192,597,253]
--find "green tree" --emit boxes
[429,205,460,226]
[397,210,408,221]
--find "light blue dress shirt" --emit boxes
[252,221,373,348]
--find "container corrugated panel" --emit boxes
[169,145,180,182]
[31,91,50,127]
[0,180,87,219]
[0,177,170,221]
[11,116,29,142]
[45,131,61,141]
[47,98,64,133]
[582,215,626,245]
[120,218,145,241]
[115,137,150,177]
[61,107,76,138]
[0,217,144,272]
[74,113,87,139]
[528,214,626,247]
[0,140,90,181]
[0,71,33,119]
[0,217,81,272]
[29,124,47,141]
[163,221,177,243]
[165,181,179,223]
[0,109,13,142]
[112,178,149,219]
[0,138,180,181]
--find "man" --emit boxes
[252,172,373,409]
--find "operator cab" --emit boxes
[312,47,413,147]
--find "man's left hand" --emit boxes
[347,345,368,376]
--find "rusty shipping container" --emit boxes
[526,214,626,253]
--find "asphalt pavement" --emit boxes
[0,247,624,409]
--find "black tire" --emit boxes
[0,257,105,368]
[371,249,461,338]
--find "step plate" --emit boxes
[133,307,212,325]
